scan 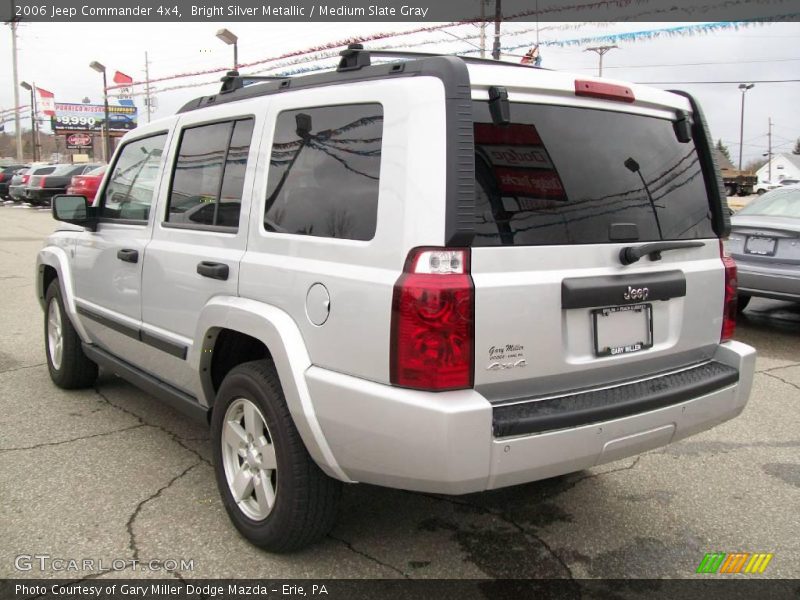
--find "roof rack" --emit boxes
[336,44,544,72]
[179,44,541,114]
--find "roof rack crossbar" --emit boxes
[219,70,290,94]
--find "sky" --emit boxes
[2,20,799,167]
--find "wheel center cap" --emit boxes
[245,444,260,469]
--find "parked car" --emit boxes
[39,47,756,552]
[9,165,56,202]
[726,185,800,309]
[754,181,781,195]
[0,164,29,199]
[25,163,103,206]
[67,166,106,203]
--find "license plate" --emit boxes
[745,236,776,256]
[593,304,653,357]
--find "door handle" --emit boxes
[117,249,139,263]
[197,261,229,281]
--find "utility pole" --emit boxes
[768,117,773,182]
[584,45,619,77]
[10,21,23,162]
[144,51,152,123]
[491,0,502,60]
[737,83,754,171]
[479,0,486,58]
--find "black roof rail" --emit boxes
[177,44,544,114]
[336,44,545,72]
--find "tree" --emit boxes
[715,139,732,162]
[793,137,800,155]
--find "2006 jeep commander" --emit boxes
[38,47,756,551]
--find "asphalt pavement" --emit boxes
[1,204,798,580]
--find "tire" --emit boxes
[211,360,342,552]
[737,294,751,314]
[725,185,736,197]
[757,189,766,195]
[44,280,98,389]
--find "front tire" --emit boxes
[211,360,341,552]
[44,280,98,389]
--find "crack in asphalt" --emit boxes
[94,387,211,466]
[0,362,46,375]
[327,533,410,578]
[126,462,203,562]
[758,361,800,374]
[762,371,800,393]
[0,423,146,453]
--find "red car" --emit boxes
[67,166,106,202]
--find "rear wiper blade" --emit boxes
[619,241,705,265]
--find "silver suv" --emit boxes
[38,47,756,552]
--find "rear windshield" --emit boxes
[472,102,715,246]
[51,165,87,176]
[736,187,800,218]
[33,167,56,175]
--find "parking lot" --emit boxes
[1,205,798,580]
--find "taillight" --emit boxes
[720,240,737,342]
[390,247,474,391]
[22,174,30,184]
[39,177,48,188]
[0,173,6,183]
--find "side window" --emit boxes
[101,133,167,221]
[166,118,254,229]
[264,103,383,241]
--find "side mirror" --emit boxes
[52,194,97,231]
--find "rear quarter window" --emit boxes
[263,103,383,241]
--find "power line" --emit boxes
[636,79,800,84]
[568,57,800,70]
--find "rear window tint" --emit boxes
[33,167,56,175]
[472,102,715,246]
[264,103,383,241]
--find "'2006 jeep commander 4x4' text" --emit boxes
[38,46,755,551]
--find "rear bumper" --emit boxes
[25,188,60,202]
[737,260,800,301]
[307,341,756,494]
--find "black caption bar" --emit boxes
[2,0,798,22]
[3,579,800,600]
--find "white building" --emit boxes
[756,153,800,183]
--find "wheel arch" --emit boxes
[193,296,353,483]
[36,248,91,342]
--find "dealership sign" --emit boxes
[51,103,138,133]
[66,132,93,149]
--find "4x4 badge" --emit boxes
[623,286,649,301]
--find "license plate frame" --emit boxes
[592,304,653,357]
[745,236,777,256]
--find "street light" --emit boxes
[216,28,239,71]
[90,60,111,162]
[19,81,38,161]
[737,83,754,171]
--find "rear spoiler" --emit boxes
[669,89,731,238]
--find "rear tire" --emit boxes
[211,360,341,552]
[737,294,751,314]
[757,189,766,195]
[44,280,98,389]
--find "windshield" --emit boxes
[471,102,715,246]
[737,187,800,218]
